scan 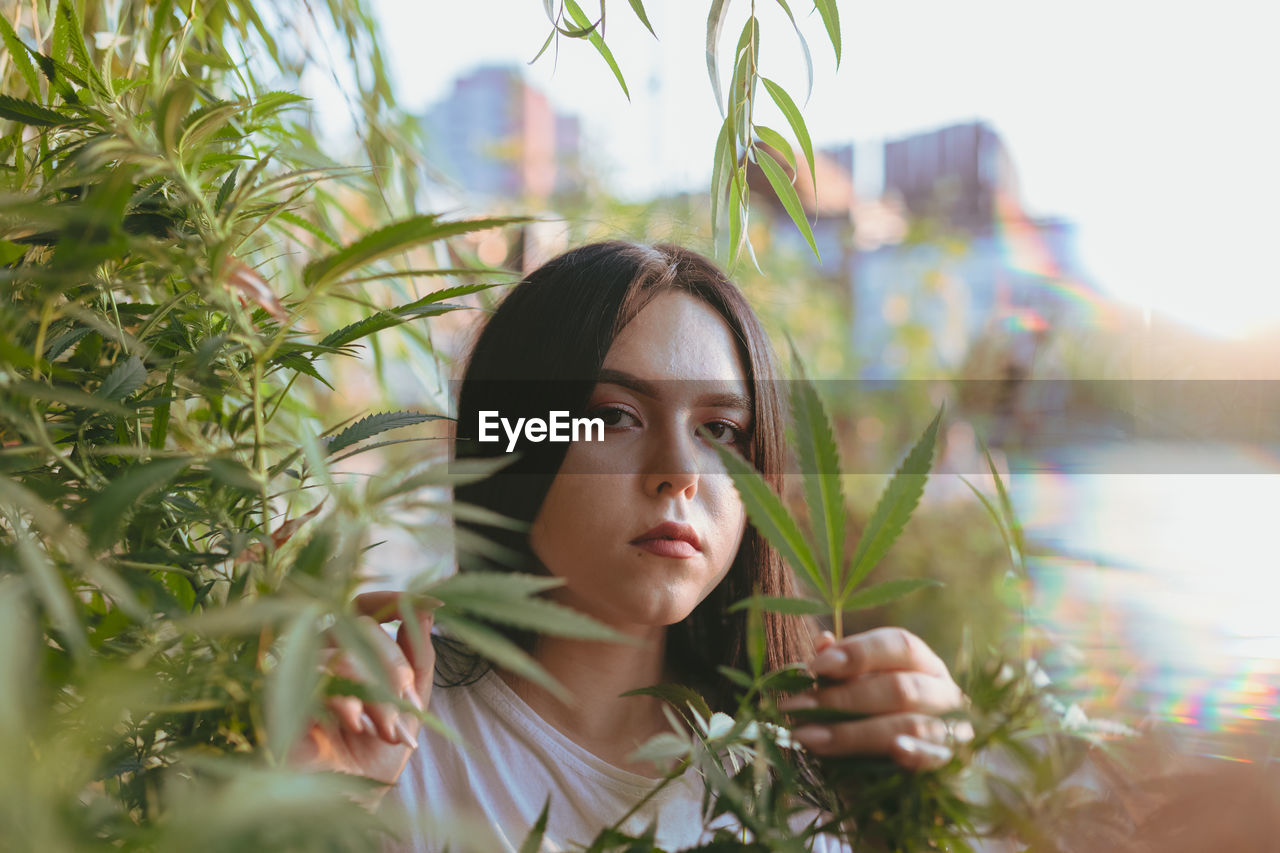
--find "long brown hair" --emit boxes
[451,241,813,709]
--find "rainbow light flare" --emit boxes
[1012,469,1280,745]
[992,185,1119,329]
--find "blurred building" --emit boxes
[423,66,582,201]
[850,121,1102,379]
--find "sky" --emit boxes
[343,0,1279,339]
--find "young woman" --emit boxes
[295,242,965,851]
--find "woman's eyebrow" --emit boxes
[595,368,752,412]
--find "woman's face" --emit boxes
[528,290,751,633]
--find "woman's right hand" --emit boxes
[289,591,436,789]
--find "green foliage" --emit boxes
[534,0,835,268]
[0,1,602,848]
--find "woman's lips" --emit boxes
[631,521,701,558]
[632,538,699,558]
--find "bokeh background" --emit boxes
[297,1,1278,763]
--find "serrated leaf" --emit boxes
[841,407,943,599]
[436,611,567,702]
[563,0,630,100]
[761,77,815,195]
[727,594,830,616]
[96,354,147,400]
[842,577,943,611]
[623,682,713,722]
[266,604,324,762]
[813,0,842,66]
[83,456,190,550]
[0,94,76,127]
[0,15,40,95]
[757,145,819,259]
[304,215,528,288]
[319,303,461,350]
[324,411,446,456]
[704,440,821,596]
[787,344,845,594]
[214,166,239,213]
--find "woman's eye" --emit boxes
[702,420,744,445]
[591,406,638,428]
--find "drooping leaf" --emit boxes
[96,354,147,401]
[705,0,730,114]
[303,215,528,288]
[841,407,943,599]
[754,125,796,171]
[756,145,819,259]
[627,0,657,37]
[761,77,815,194]
[787,344,846,594]
[563,0,630,100]
[841,577,943,612]
[324,411,447,456]
[813,0,843,66]
[704,439,821,594]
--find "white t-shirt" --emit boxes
[381,669,845,852]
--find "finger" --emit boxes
[801,671,965,716]
[810,627,950,680]
[325,694,367,734]
[396,610,436,710]
[813,630,836,654]
[354,589,403,623]
[355,614,416,697]
[792,712,949,759]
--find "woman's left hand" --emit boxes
[778,627,971,771]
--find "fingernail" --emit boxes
[359,712,376,735]
[403,688,425,713]
[777,694,818,711]
[792,726,832,747]
[393,717,419,750]
[811,648,847,675]
[896,734,953,766]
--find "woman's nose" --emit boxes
[642,426,700,499]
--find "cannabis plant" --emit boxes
[0,2,619,849]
